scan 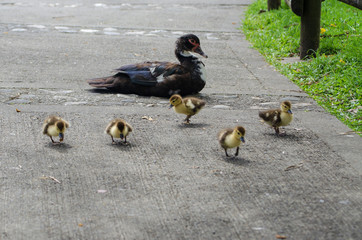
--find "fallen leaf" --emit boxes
[276,234,287,239]
[16,108,21,112]
[284,163,303,171]
[141,116,153,121]
[78,223,83,227]
[40,175,61,183]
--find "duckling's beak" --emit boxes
[193,46,208,58]
[59,133,64,142]
[240,137,245,143]
[288,109,293,114]
[169,104,173,109]
[120,134,124,139]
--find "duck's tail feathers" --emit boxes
[87,76,115,88]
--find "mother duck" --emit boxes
[87,34,208,97]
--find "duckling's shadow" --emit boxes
[263,132,300,141]
[222,155,251,166]
[177,123,211,129]
[107,142,135,151]
[44,142,72,152]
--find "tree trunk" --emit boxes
[268,0,281,11]
[300,0,321,59]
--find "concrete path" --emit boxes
[1,1,361,239]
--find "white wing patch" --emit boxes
[156,74,164,83]
[185,99,195,110]
[273,115,278,122]
[149,67,156,74]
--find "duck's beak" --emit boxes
[59,133,64,142]
[240,137,245,143]
[288,109,293,114]
[169,104,173,109]
[193,46,208,58]
[120,134,124,139]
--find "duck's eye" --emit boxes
[188,39,197,45]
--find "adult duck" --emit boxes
[87,34,208,97]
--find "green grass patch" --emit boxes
[242,0,361,133]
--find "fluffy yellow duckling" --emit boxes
[105,118,133,144]
[42,116,70,144]
[218,126,246,157]
[259,101,293,135]
[169,94,206,123]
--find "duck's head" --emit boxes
[169,94,183,108]
[117,121,125,138]
[176,34,208,58]
[281,101,292,114]
[233,126,246,143]
[56,121,66,141]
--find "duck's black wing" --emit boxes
[113,61,184,87]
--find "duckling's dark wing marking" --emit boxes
[42,116,59,134]
[259,110,282,126]
[218,128,233,148]
[106,120,117,134]
[126,123,133,132]
[184,97,206,113]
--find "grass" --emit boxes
[242,0,361,133]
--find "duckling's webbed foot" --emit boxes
[50,136,61,144]
[274,127,286,136]
[183,115,192,124]
[111,136,117,145]
[122,137,129,145]
[235,147,239,156]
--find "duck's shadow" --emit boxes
[44,142,72,152]
[177,123,211,129]
[87,89,119,94]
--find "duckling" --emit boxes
[169,94,206,124]
[42,116,70,144]
[259,101,293,135]
[105,118,133,144]
[218,126,246,157]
